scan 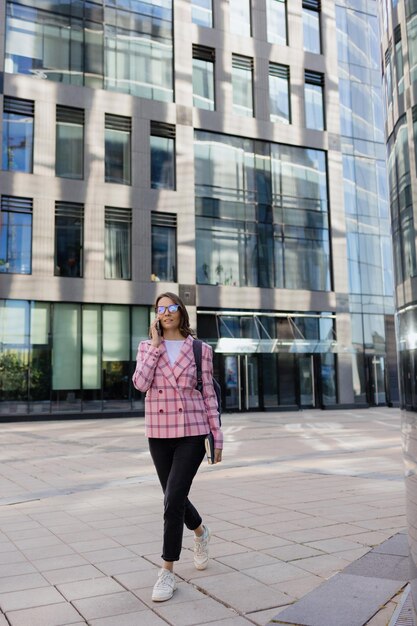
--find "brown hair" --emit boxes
[153,292,195,338]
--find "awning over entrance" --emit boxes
[214,338,340,353]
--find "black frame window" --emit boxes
[2,97,34,173]
[56,106,84,179]
[0,196,32,274]
[105,114,132,185]
[54,202,84,277]
[150,122,176,190]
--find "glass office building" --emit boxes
[0,0,395,417]
[381,0,417,617]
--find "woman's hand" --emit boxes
[214,448,222,464]
[150,318,163,348]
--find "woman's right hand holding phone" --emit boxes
[150,318,163,348]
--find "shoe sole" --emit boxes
[152,585,177,602]
[152,583,177,602]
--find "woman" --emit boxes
[132,292,223,602]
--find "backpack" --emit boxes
[192,339,222,426]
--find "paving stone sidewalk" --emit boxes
[0,408,407,626]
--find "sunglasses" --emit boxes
[156,304,180,315]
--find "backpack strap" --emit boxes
[193,339,203,394]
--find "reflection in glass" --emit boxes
[269,64,290,124]
[305,78,325,130]
[194,132,330,291]
[105,127,131,185]
[232,57,254,117]
[151,135,175,189]
[56,120,84,179]
[266,0,287,45]
[102,305,130,408]
[2,110,33,172]
[303,6,321,54]
[230,0,251,37]
[5,0,173,102]
[192,0,213,27]
[0,211,32,275]
[152,223,177,282]
[55,204,83,278]
[193,58,215,110]
[105,208,131,280]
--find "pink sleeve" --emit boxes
[202,344,223,449]
[132,341,161,392]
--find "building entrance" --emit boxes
[222,355,259,411]
[366,356,386,406]
[219,353,326,411]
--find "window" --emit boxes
[192,45,215,110]
[266,0,287,45]
[269,64,290,124]
[2,97,34,172]
[194,131,331,291]
[303,0,321,54]
[408,13,417,83]
[105,207,131,280]
[232,55,254,117]
[0,196,32,274]
[5,1,173,102]
[305,70,325,130]
[192,0,213,27]
[105,115,131,185]
[230,0,251,37]
[151,212,177,282]
[385,46,393,114]
[56,106,84,179]
[150,122,176,190]
[395,26,404,95]
[55,202,83,277]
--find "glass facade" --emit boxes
[0,0,397,419]
[0,300,148,414]
[195,131,330,291]
[388,116,416,283]
[2,98,34,172]
[5,0,173,102]
[198,312,337,409]
[337,0,394,407]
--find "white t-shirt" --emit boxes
[164,340,185,366]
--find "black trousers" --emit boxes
[148,435,206,562]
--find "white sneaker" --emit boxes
[194,524,211,570]
[151,568,177,602]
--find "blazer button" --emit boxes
[179,408,183,412]
[159,409,163,413]
[159,390,163,394]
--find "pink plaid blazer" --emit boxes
[132,335,223,449]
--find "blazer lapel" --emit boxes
[158,342,178,390]
[171,335,195,381]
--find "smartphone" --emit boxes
[156,320,162,336]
